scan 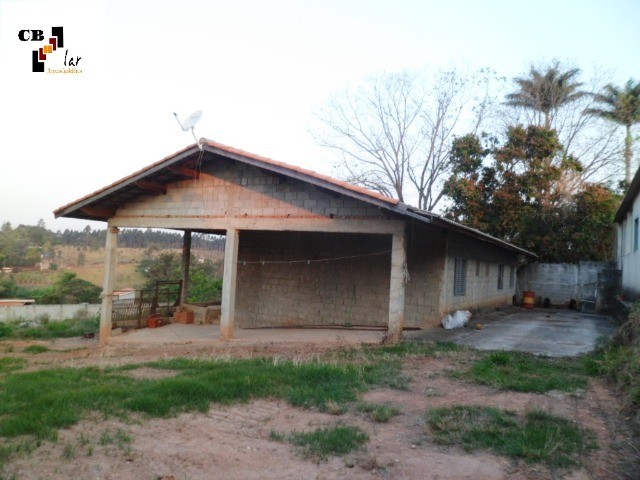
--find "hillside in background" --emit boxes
[1,222,225,296]
[0,221,224,269]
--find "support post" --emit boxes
[181,230,192,305]
[220,228,239,340]
[99,226,119,346]
[386,230,407,343]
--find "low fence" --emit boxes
[0,303,100,322]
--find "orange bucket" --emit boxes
[523,291,535,309]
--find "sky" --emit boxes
[0,0,639,232]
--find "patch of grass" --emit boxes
[0,317,98,340]
[427,405,597,467]
[62,442,75,459]
[0,356,399,443]
[286,425,369,460]
[0,357,26,374]
[23,345,49,354]
[99,429,114,446]
[363,341,463,358]
[600,343,640,409]
[460,351,594,393]
[357,402,401,422]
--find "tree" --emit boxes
[35,272,102,304]
[137,251,223,302]
[444,126,618,262]
[315,68,498,210]
[586,79,640,184]
[505,61,587,129]
[503,61,623,189]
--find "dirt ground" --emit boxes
[1,336,637,480]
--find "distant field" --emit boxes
[13,247,223,290]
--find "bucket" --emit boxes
[523,291,535,309]
[147,313,163,328]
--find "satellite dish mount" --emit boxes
[173,110,203,149]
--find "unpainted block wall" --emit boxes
[518,261,617,307]
[117,159,387,220]
[440,233,517,318]
[404,224,447,327]
[236,231,392,327]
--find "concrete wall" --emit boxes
[439,232,518,319]
[518,261,617,307]
[618,192,640,296]
[0,303,100,322]
[236,231,391,327]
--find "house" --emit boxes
[615,167,640,296]
[54,139,535,345]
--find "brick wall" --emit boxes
[117,159,386,220]
[236,231,392,327]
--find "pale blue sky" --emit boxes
[1,0,638,230]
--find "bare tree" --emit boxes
[314,68,498,211]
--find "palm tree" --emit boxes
[586,79,640,184]
[505,61,587,129]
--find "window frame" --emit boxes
[454,257,467,296]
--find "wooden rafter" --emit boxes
[135,180,167,194]
[168,165,200,179]
[80,206,117,218]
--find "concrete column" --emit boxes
[180,230,192,305]
[386,230,407,343]
[220,228,239,340]
[99,226,119,346]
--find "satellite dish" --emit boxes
[173,110,203,148]
[180,110,202,131]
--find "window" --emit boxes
[635,218,639,252]
[454,257,467,296]
[509,265,515,289]
[497,264,504,290]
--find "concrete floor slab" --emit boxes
[406,308,617,357]
[107,323,387,347]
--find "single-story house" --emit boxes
[615,166,640,296]
[55,139,535,345]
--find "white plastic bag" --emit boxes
[441,310,472,330]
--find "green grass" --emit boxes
[427,405,597,467]
[459,351,597,393]
[0,358,26,374]
[22,345,49,354]
[273,425,369,460]
[356,402,401,422]
[0,356,401,444]
[0,317,98,340]
[362,340,463,358]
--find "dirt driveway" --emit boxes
[408,308,617,357]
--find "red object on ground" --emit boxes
[523,291,535,309]
[147,313,163,328]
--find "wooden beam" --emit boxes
[135,180,167,194]
[80,206,117,218]
[168,165,200,179]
